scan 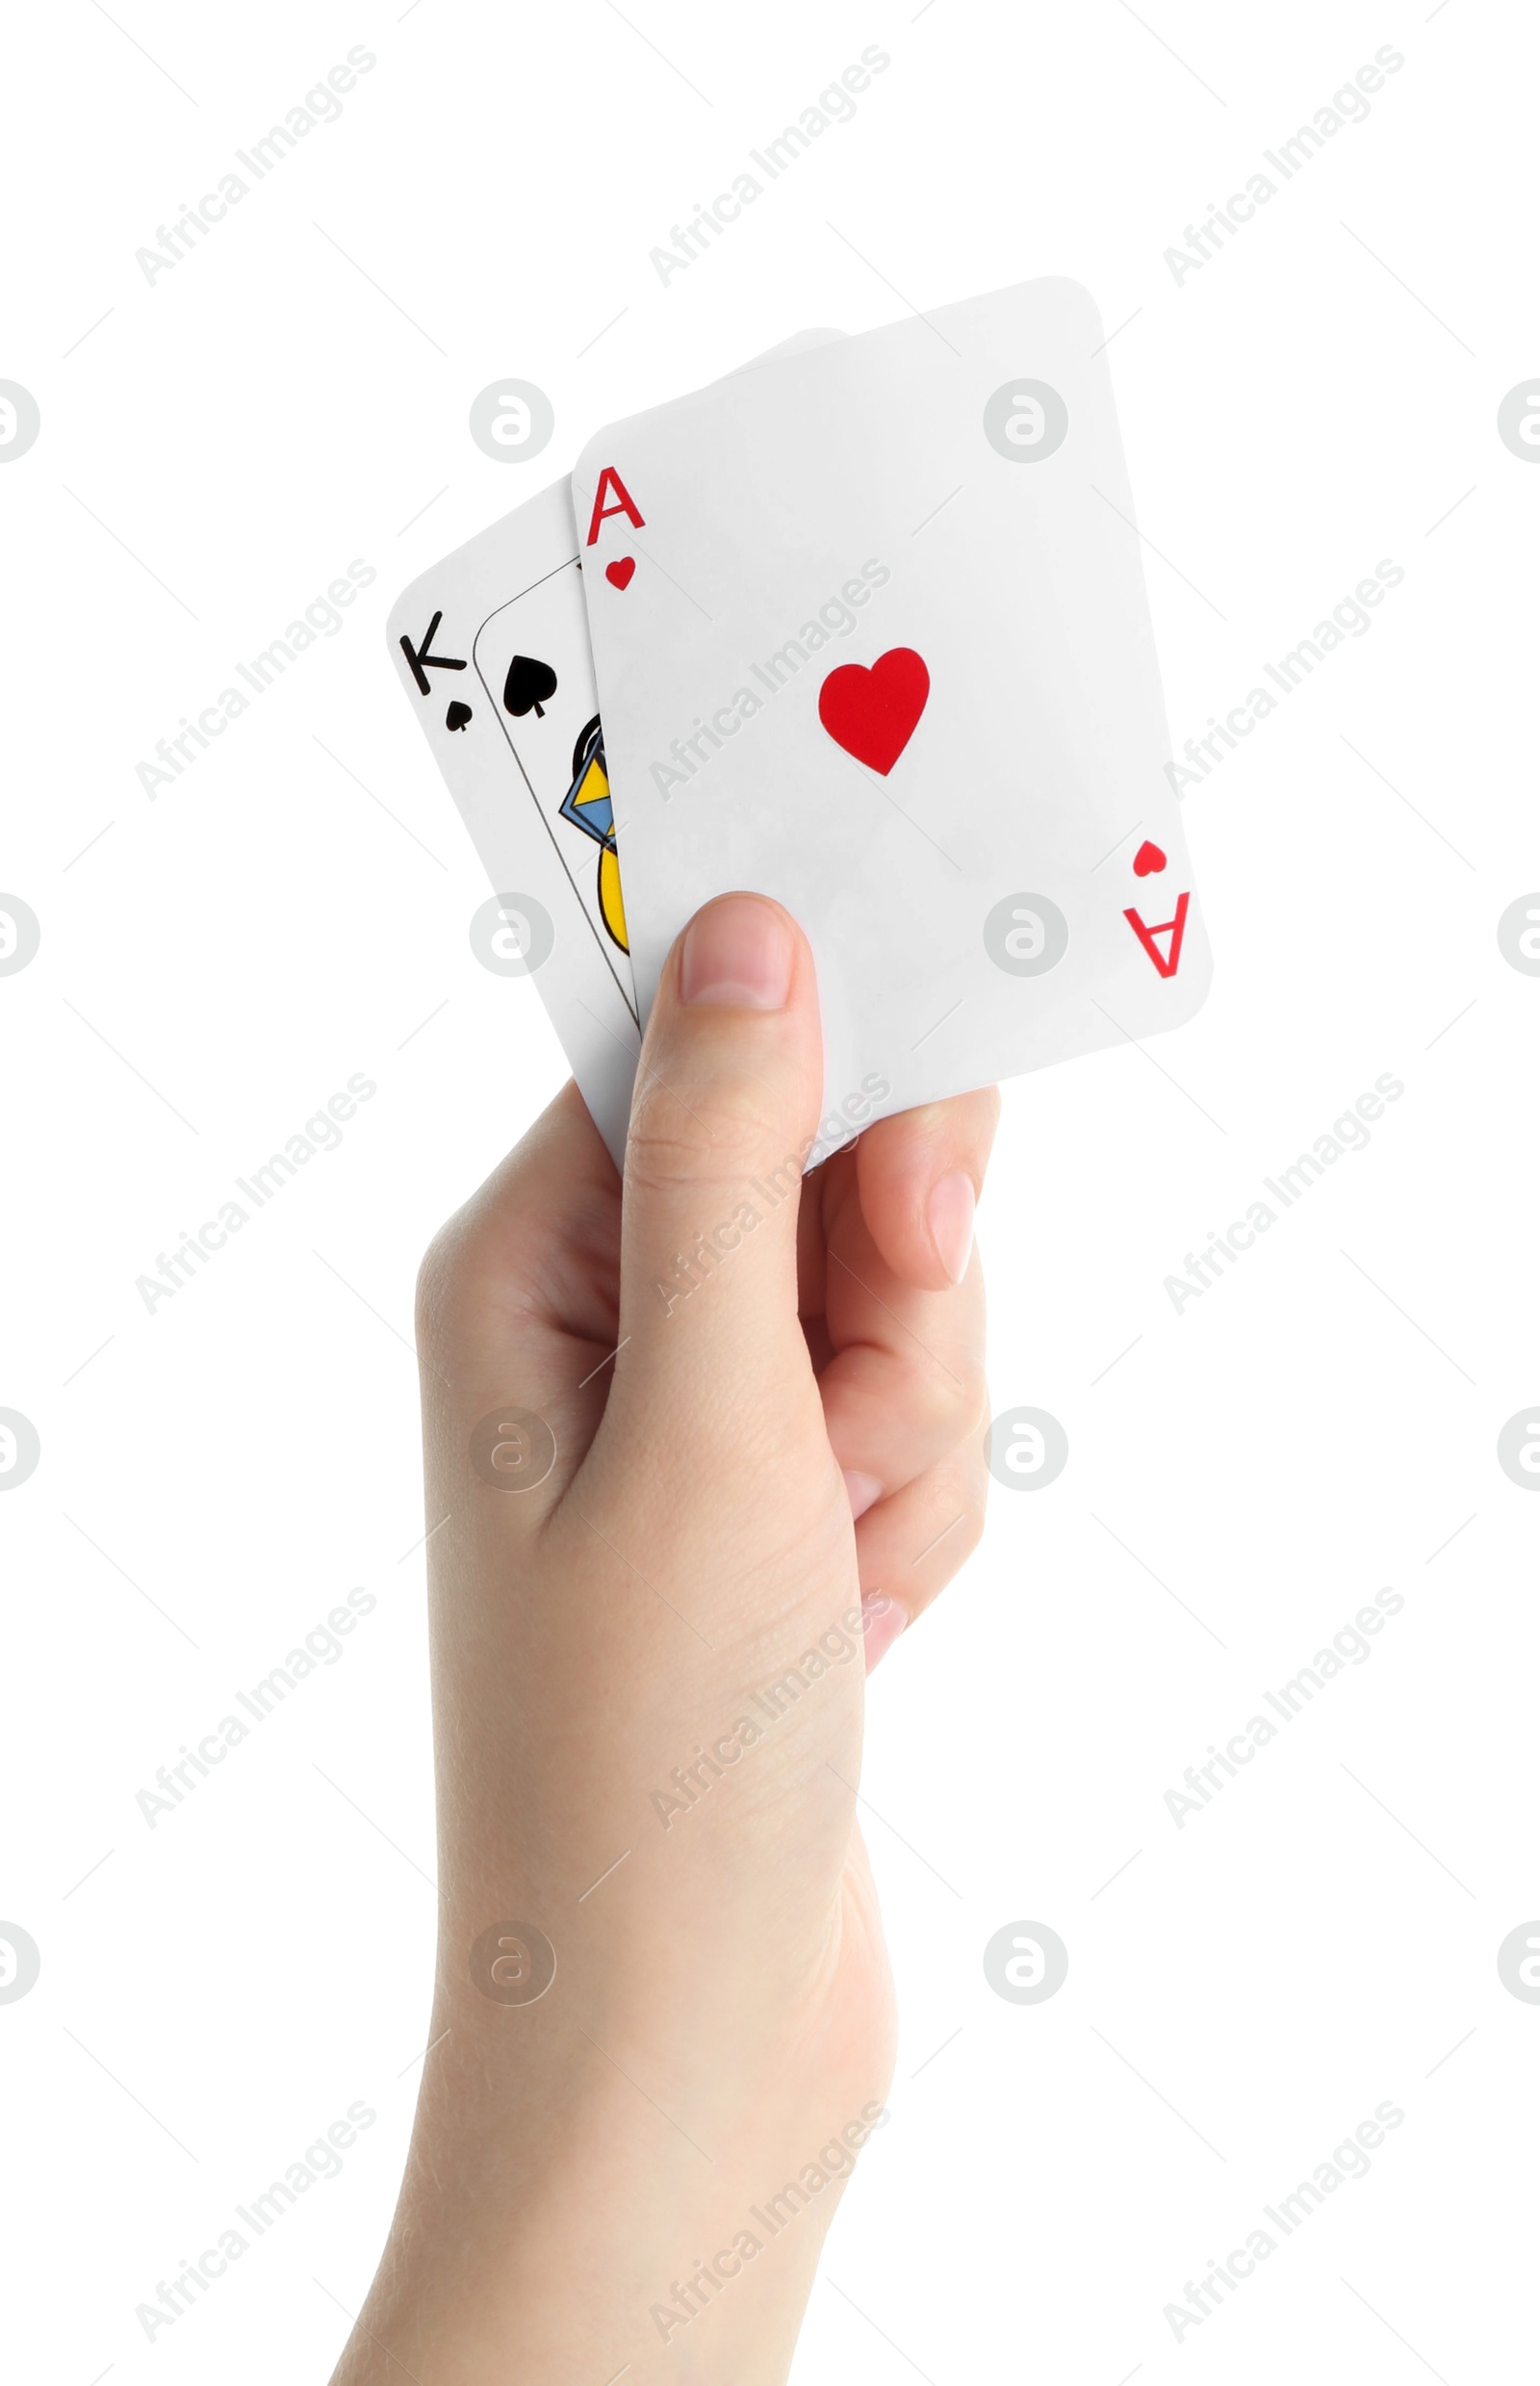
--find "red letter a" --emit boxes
[585,467,645,547]
[1123,891,1191,978]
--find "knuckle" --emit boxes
[413,1197,523,1358]
[914,1354,988,1450]
[414,1211,471,1356]
[626,1072,805,1204]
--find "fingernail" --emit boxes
[928,1170,976,1285]
[843,1470,883,1522]
[861,1591,907,1674]
[680,895,794,1010]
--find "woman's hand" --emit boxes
[333,894,996,2384]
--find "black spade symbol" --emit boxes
[445,700,473,732]
[502,653,558,720]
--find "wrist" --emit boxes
[331,1968,890,2384]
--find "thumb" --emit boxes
[602,892,825,1469]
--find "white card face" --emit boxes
[388,329,846,1166]
[390,476,640,1163]
[472,563,634,1020]
[574,278,1212,1160]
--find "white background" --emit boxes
[4,1,1537,2378]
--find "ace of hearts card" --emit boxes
[574,277,1212,1159]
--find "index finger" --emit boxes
[853,1085,1001,1292]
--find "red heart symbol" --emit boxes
[605,556,635,590]
[1132,839,1167,876]
[817,648,930,776]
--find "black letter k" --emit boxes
[398,609,467,697]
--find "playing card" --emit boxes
[574,278,1212,1161]
[389,329,845,1164]
[391,476,639,1160]
[472,564,635,1022]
